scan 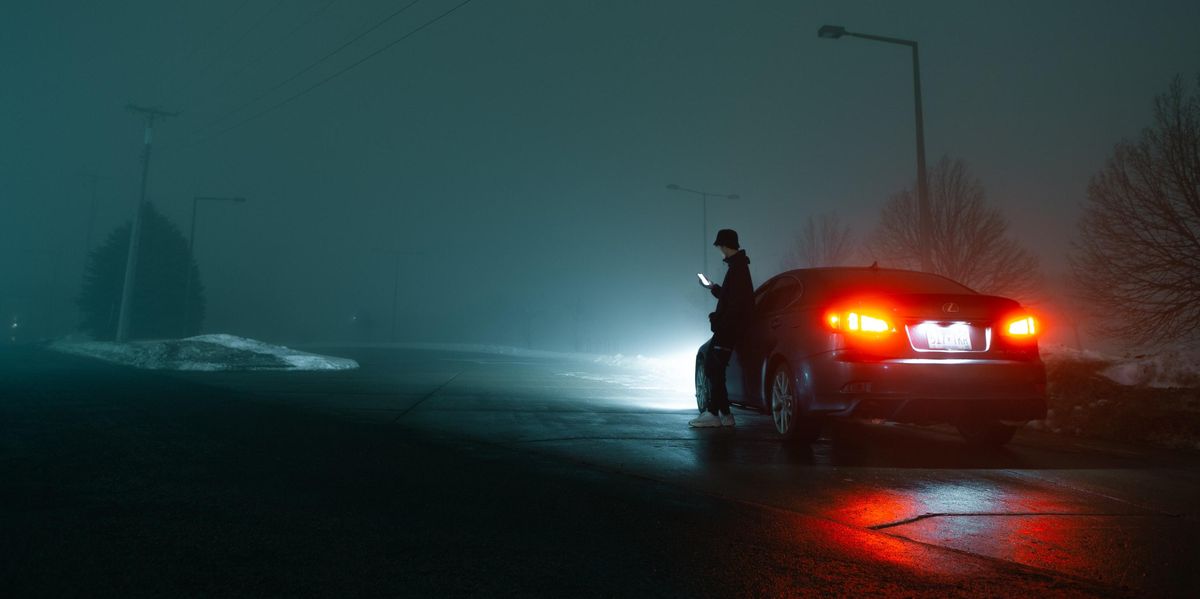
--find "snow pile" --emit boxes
[1042,343,1200,389]
[50,334,358,372]
[1098,348,1200,389]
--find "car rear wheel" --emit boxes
[770,364,821,443]
[695,355,709,414]
[956,418,1020,447]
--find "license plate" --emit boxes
[925,323,971,350]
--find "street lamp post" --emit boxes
[371,248,428,343]
[666,184,740,276]
[183,196,246,336]
[818,24,932,273]
[373,247,403,343]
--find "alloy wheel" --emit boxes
[771,369,793,435]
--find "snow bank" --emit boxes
[50,334,358,372]
[1097,348,1200,389]
[1042,343,1200,389]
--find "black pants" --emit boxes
[703,346,733,415]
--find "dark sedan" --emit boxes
[695,266,1046,446]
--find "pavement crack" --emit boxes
[869,510,1180,530]
[392,371,463,420]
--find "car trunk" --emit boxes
[834,292,1033,359]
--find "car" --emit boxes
[694,266,1046,447]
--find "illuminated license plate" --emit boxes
[925,323,971,350]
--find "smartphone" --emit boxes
[697,273,712,287]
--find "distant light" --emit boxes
[584,341,706,411]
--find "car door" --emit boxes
[723,279,772,405]
[729,279,775,404]
[740,276,803,406]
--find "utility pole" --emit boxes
[115,104,177,342]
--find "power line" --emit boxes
[185,0,476,148]
[186,0,425,141]
[216,0,341,87]
[153,0,253,103]
[168,0,290,105]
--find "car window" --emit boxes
[798,268,978,304]
[759,276,801,313]
[823,270,975,295]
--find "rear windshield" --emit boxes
[800,269,975,301]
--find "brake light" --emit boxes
[827,310,895,334]
[1004,315,1038,337]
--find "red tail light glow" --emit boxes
[1004,315,1038,337]
[827,310,895,335]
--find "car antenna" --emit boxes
[869,261,879,270]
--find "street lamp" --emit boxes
[183,196,246,336]
[666,183,740,276]
[817,24,932,273]
[372,247,404,344]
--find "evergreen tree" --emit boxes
[77,203,204,340]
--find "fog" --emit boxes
[3,0,1198,353]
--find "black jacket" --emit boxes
[708,249,754,348]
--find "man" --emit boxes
[690,228,754,428]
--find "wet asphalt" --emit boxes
[2,344,1198,597]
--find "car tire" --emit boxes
[769,362,821,443]
[695,354,710,414]
[956,418,1020,447]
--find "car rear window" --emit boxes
[801,269,975,302]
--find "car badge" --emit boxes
[942,302,960,313]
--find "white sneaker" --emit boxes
[689,412,722,428]
[720,413,735,427]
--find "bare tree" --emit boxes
[1071,75,1200,346]
[781,212,856,269]
[867,156,1041,299]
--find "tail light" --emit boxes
[1003,314,1038,338]
[826,309,895,335]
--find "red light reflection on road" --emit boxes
[814,480,1127,585]
[825,488,924,529]
[1009,515,1084,575]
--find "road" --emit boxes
[2,344,1197,597]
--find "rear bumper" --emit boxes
[809,352,1047,423]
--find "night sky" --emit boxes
[3,0,1198,351]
